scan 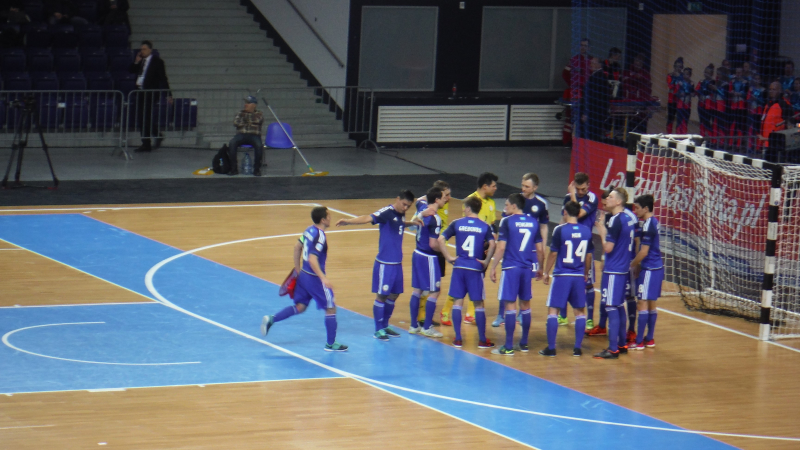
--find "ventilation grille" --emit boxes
[377,105,508,142]
[509,105,563,141]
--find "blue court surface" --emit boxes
[0,214,737,450]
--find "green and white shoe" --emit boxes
[585,319,595,330]
[557,316,569,326]
[383,326,401,338]
[260,315,274,337]
[324,342,348,352]
[491,346,515,356]
[374,329,390,341]
[408,326,422,334]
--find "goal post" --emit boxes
[626,133,792,340]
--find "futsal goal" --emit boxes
[628,133,800,340]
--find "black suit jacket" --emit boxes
[582,69,610,117]
[129,55,171,90]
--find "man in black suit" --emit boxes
[581,57,610,142]
[129,40,172,152]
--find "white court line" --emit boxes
[142,232,800,444]
[0,202,319,213]
[0,425,55,431]
[0,249,23,251]
[0,302,156,309]
[2,322,200,366]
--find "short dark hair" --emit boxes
[574,172,589,185]
[464,196,483,214]
[564,201,581,217]
[141,40,153,49]
[311,206,328,224]
[426,187,443,204]
[787,60,795,68]
[634,194,654,212]
[398,190,415,202]
[477,172,498,189]
[507,193,525,211]
[433,180,450,191]
[601,189,612,199]
[581,38,590,44]
[522,173,539,186]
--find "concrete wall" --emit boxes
[250,0,350,87]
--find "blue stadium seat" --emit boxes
[27,49,54,72]
[107,48,132,72]
[78,24,103,49]
[1,50,26,72]
[23,0,44,23]
[103,25,129,48]
[77,1,98,23]
[54,49,81,73]
[31,71,58,90]
[58,71,87,90]
[2,71,32,90]
[266,122,294,148]
[59,73,89,129]
[81,48,107,72]
[23,27,51,48]
[111,71,136,97]
[86,71,113,90]
[172,98,198,131]
[50,24,78,49]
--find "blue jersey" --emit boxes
[524,194,550,226]
[781,76,795,93]
[623,208,641,260]
[640,216,663,270]
[563,192,598,250]
[300,225,328,276]
[415,213,442,255]
[549,223,592,276]
[498,214,542,270]
[371,205,405,264]
[442,217,494,271]
[604,212,635,274]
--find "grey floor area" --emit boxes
[0,143,572,216]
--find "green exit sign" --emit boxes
[688,2,703,12]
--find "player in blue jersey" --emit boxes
[631,194,663,350]
[261,206,348,352]
[336,190,418,341]
[540,201,592,357]
[593,188,635,359]
[439,196,496,349]
[624,206,642,346]
[562,172,599,330]
[488,194,544,355]
[408,187,447,338]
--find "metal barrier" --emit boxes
[0,90,125,150]
[123,87,374,155]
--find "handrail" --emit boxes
[284,0,345,68]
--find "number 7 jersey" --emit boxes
[549,222,592,276]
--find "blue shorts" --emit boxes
[530,262,540,273]
[498,266,532,302]
[601,272,628,307]
[624,271,636,299]
[586,261,596,288]
[546,276,586,310]
[294,271,335,310]
[412,251,441,292]
[637,267,664,301]
[372,261,404,295]
[448,268,485,301]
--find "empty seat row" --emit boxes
[1,48,132,73]
[0,71,137,95]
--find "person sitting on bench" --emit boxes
[229,96,265,176]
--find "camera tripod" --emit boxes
[2,98,59,189]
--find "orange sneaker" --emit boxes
[585,326,607,336]
[440,312,452,326]
[464,315,475,324]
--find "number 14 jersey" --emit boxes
[549,223,592,276]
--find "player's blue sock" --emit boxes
[475,307,487,342]
[560,307,568,320]
[423,296,437,330]
[546,314,558,350]
[586,288,596,322]
[618,305,627,348]
[373,300,384,332]
[504,309,516,349]
[646,310,657,341]
[599,300,608,328]
[325,314,337,346]
[452,305,463,341]
[636,310,649,345]
[274,305,297,323]
[627,299,637,331]
[607,306,619,352]
[497,300,504,319]
[519,309,531,345]
[383,299,395,328]
[409,293,421,326]
[575,314,586,349]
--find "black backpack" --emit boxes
[212,144,231,174]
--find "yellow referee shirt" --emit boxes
[467,191,497,225]
[437,202,449,227]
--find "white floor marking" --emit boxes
[142,231,800,444]
[0,202,319,213]
[2,322,200,366]
[0,425,55,431]
[0,302,156,310]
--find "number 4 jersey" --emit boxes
[549,222,592,276]
[442,217,495,271]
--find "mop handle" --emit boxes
[260,97,313,169]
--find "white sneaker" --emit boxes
[408,326,422,334]
[421,327,443,338]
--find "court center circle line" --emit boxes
[2,322,201,366]
[143,232,800,443]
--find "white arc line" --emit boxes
[143,232,800,444]
[2,322,200,366]
[0,425,55,430]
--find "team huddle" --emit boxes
[260,172,663,360]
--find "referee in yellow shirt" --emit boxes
[439,173,499,326]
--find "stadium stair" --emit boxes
[127,0,355,148]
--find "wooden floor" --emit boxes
[1,199,800,449]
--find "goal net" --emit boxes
[634,134,800,340]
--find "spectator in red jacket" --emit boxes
[622,53,652,101]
